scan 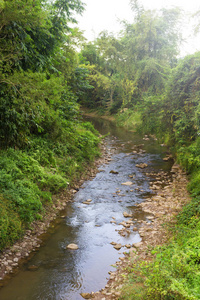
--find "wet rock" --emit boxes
[66,243,79,250]
[80,292,94,299]
[119,221,127,227]
[163,155,173,161]
[28,265,39,271]
[114,244,122,250]
[123,211,132,218]
[128,174,135,178]
[110,170,119,174]
[110,242,117,245]
[110,220,116,224]
[121,181,133,186]
[86,199,92,202]
[136,163,148,169]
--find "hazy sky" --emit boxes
[76,0,200,55]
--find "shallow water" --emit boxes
[0,117,173,300]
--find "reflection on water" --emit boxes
[0,116,173,300]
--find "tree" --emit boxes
[0,0,86,147]
[120,6,182,95]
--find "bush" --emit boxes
[0,195,23,251]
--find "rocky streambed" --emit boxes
[89,164,189,300]
[0,116,190,300]
[0,140,110,283]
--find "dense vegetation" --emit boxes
[77,1,200,299]
[2,0,200,297]
[0,0,100,250]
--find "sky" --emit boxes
[76,0,200,56]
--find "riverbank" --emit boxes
[0,138,113,284]
[88,163,190,300]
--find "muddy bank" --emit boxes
[84,163,190,300]
[0,139,112,283]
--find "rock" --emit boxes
[133,242,143,249]
[114,244,122,250]
[110,220,116,224]
[82,201,90,205]
[66,243,79,250]
[13,258,19,263]
[129,247,137,257]
[119,257,125,261]
[119,221,127,227]
[128,175,135,178]
[86,199,92,202]
[80,292,94,299]
[121,181,133,186]
[136,163,148,169]
[163,155,173,161]
[28,265,39,271]
[123,211,132,218]
[110,242,117,245]
[110,170,119,174]
[147,216,154,220]
[171,164,180,173]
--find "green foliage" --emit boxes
[0,195,23,251]
[118,51,200,300]
[140,222,200,300]
[121,221,200,300]
[116,109,142,129]
[79,5,181,113]
[76,3,200,300]
[0,120,100,250]
[0,0,102,251]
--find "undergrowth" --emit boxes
[0,121,100,251]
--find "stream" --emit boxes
[0,116,173,300]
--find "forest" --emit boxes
[1,0,200,298]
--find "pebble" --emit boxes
[114,244,122,250]
[66,243,79,250]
